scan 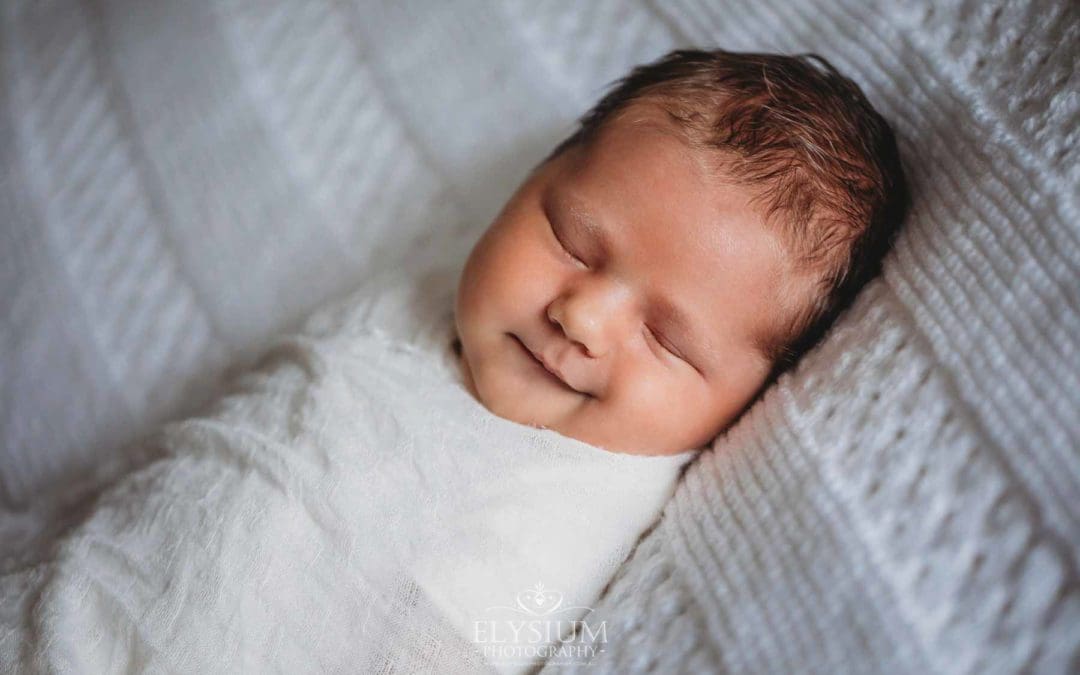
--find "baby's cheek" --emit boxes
[607,369,682,433]
[615,364,728,449]
[489,241,557,308]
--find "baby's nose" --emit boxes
[547,302,602,357]
[547,279,633,358]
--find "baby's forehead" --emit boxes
[566,118,777,257]
[605,100,748,169]
[581,103,809,275]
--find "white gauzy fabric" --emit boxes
[0,263,695,674]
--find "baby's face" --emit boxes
[455,107,793,455]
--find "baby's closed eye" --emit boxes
[548,218,589,270]
[644,324,688,364]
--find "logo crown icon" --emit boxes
[516,582,563,616]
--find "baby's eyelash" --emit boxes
[645,325,682,361]
[646,324,703,376]
[550,223,588,269]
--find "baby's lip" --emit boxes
[513,334,589,396]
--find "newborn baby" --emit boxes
[0,49,907,674]
[455,49,907,455]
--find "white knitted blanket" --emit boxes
[2,0,1077,672]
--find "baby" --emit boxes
[454,48,908,456]
[0,49,909,674]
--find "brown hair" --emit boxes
[545,49,909,379]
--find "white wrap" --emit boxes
[0,269,694,674]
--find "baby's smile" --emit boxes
[510,334,591,396]
[454,102,798,456]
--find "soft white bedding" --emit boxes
[2,0,1077,672]
[0,263,694,673]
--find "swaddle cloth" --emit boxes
[0,266,697,674]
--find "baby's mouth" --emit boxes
[510,334,588,396]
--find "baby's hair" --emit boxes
[545,49,909,380]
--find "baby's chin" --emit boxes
[473,372,580,432]
[455,333,711,455]
[470,379,700,456]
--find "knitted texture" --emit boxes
[1,0,1077,672]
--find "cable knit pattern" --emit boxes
[1,0,1077,672]
[0,0,225,512]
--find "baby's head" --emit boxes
[455,49,908,455]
